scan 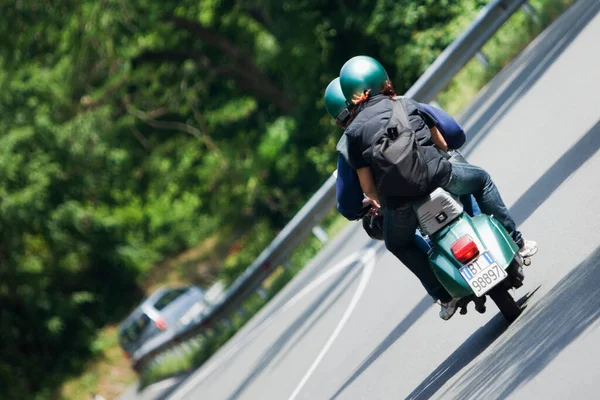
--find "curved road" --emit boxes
[121,1,600,399]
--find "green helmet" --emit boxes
[339,56,389,101]
[324,77,347,119]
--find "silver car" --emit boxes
[118,285,209,358]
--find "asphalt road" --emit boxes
[120,1,600,399]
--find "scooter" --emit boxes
[414,188,529,322]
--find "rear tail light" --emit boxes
[451,235,480,264]
[155,316,168,331]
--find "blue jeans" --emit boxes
[460,194,480,217]
[450,150,481,218]
[443,162,522,247]
[383,162,522,302]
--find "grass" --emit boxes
[60,327,137,400]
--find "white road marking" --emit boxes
[287,248,377,400]
[278,252,364,314]
[168,250,367,400]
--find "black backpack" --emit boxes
[370,98,443,198]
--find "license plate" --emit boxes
[459,252,507,297]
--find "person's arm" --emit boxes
[430,125,449,152]
[416,104,438,128]
[356,167,380,205]
[420,103,466,149]
[335,154,365,220]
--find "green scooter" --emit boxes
[414,187,528,322]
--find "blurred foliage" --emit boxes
[0,0,569,398]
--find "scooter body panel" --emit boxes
[428,214,519,299]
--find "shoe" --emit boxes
[439,298,459,321]
[519,239,538,258]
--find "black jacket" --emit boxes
[343,95,451,207]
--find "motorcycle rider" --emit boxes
[335,56,537,320]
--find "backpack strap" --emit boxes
[389,97,412,134]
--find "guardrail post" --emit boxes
[153,353,164,366]
[212,324,221,336]
[237,305,247,319]
[256,285,268,300]
[174,345,186,358]
[222,318,233,330]
[190,336,202,349]
[312,225,329,243]
[183,341,195,354]
[475,51,490,69]
[521,1,540,24]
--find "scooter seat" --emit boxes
[414,188,463,235]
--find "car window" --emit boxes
[153,288,188,311]
[120,313,150,346]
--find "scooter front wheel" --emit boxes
[488,286,521,323]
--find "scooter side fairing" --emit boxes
[429,214,519,299]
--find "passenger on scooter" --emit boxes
[336,56,537,320]
[324,77,480,225]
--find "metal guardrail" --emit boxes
[132,0,529,372]
[406,0,527,102]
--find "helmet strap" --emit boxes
[335,108,351,127]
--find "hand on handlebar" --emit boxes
[362,197,381,217]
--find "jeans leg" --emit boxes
[448,151,481,217]
[470,195,481,216]
[459,194,481,217]
[442,162,523,247]
[383,206,452,302]
[413,231,432,254]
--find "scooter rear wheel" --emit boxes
[488,286,521,323]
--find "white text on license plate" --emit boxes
[459,252,507,297]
